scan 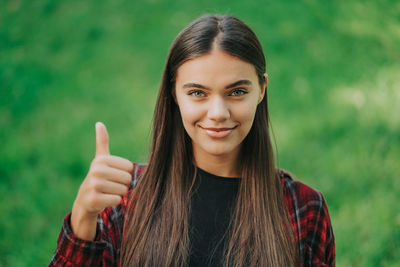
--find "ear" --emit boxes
[258,73,268,104]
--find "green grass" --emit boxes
[1,0,399,266]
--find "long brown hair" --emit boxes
[120,14,298,266]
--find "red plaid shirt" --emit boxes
[49,163,335,266]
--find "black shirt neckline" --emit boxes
[196,167,241,181]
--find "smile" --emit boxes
[200,126,237,138]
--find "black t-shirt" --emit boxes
[188,168,240,267]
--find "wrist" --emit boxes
[71,203,98,241]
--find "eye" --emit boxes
[230,89,247,96]
[188,90,205,97]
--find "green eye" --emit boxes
[230,89,247,96]
[189,90,205,97]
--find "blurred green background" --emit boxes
[1,0,399,266]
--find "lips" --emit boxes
[200,126,237,138]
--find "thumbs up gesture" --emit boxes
[71,122,133,240]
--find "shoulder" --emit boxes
[279,168,331,228]
[279,169,335,266]
[279,169,327,210]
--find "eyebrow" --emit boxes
[182,79,252,90]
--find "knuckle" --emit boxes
[91,165,106,177]
[91,166,101,176]
[92,179,102,191]
[88,194,100,210]
[94,155,107,164]
[89,165,99,176]
[86,177,102,191]
[92,156,101,165]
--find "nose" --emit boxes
[207,96,230,122]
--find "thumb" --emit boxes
[95,122,110,156]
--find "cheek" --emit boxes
[177,101,202,126]
[233,101,258,127]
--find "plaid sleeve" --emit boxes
[48,212,108,266]
[49,162,146,266]
[281,170,335,267]
[302,191,335,266]
[48,197,130,266]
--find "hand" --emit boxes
[70,122,133,240]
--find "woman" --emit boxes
[49,14,335,266]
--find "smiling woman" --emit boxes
[174,47,266,177]
[49,14,335,267]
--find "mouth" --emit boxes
[200,126,237,138]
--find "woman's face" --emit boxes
[174,46,267,161]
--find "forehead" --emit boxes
[175,48,258,87]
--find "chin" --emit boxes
[202,145,237,157]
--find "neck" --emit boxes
[192,146,241,178]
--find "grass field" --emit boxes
[1,0,399,266]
